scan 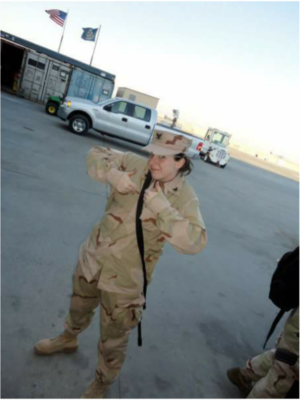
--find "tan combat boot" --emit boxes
[80,380,108,399]
[34,331,79,355]
[227,367,253,395]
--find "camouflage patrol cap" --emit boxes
[143,128,193,156]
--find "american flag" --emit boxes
[45,9,67,27]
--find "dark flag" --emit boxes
[82,28,98,41]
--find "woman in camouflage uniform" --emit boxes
[34,129,207,398]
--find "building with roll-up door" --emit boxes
[1,30,115,105]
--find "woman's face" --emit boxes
[148,154,184,182]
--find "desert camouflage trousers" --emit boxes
[242,308,299,398]
[64,262,144,385]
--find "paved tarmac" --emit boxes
[1,92,299,399]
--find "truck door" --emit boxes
[125,103,152,145]
[94,100,130,137]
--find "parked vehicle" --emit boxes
[58,97,157,145]
[45,96,62,116]
[199,128,231,168]
[58,97,204,159]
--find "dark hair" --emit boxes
[174,153,193,176]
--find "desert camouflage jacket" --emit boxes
[79,146,207,296]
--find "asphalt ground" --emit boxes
[1,92,299,399]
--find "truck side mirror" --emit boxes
[104,104,112,112]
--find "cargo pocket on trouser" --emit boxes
[272,360,296,396]
[118,293,144,330]
[117,302,143,333]
[101,291,144,338]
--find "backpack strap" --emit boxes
[263,309,285,349]
[135,170,152,347]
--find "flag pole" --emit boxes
[90,25,101,66]
[58,9,69,53]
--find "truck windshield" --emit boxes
[212,132,230,147]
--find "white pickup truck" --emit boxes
[57,96,203,159]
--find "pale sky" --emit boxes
[0,0,300,163]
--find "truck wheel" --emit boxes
[220,164,227,169]
[46,102,59,116]
[69,115,90,135]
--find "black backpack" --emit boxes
[263,246,299,348]
[269,247,299,311]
